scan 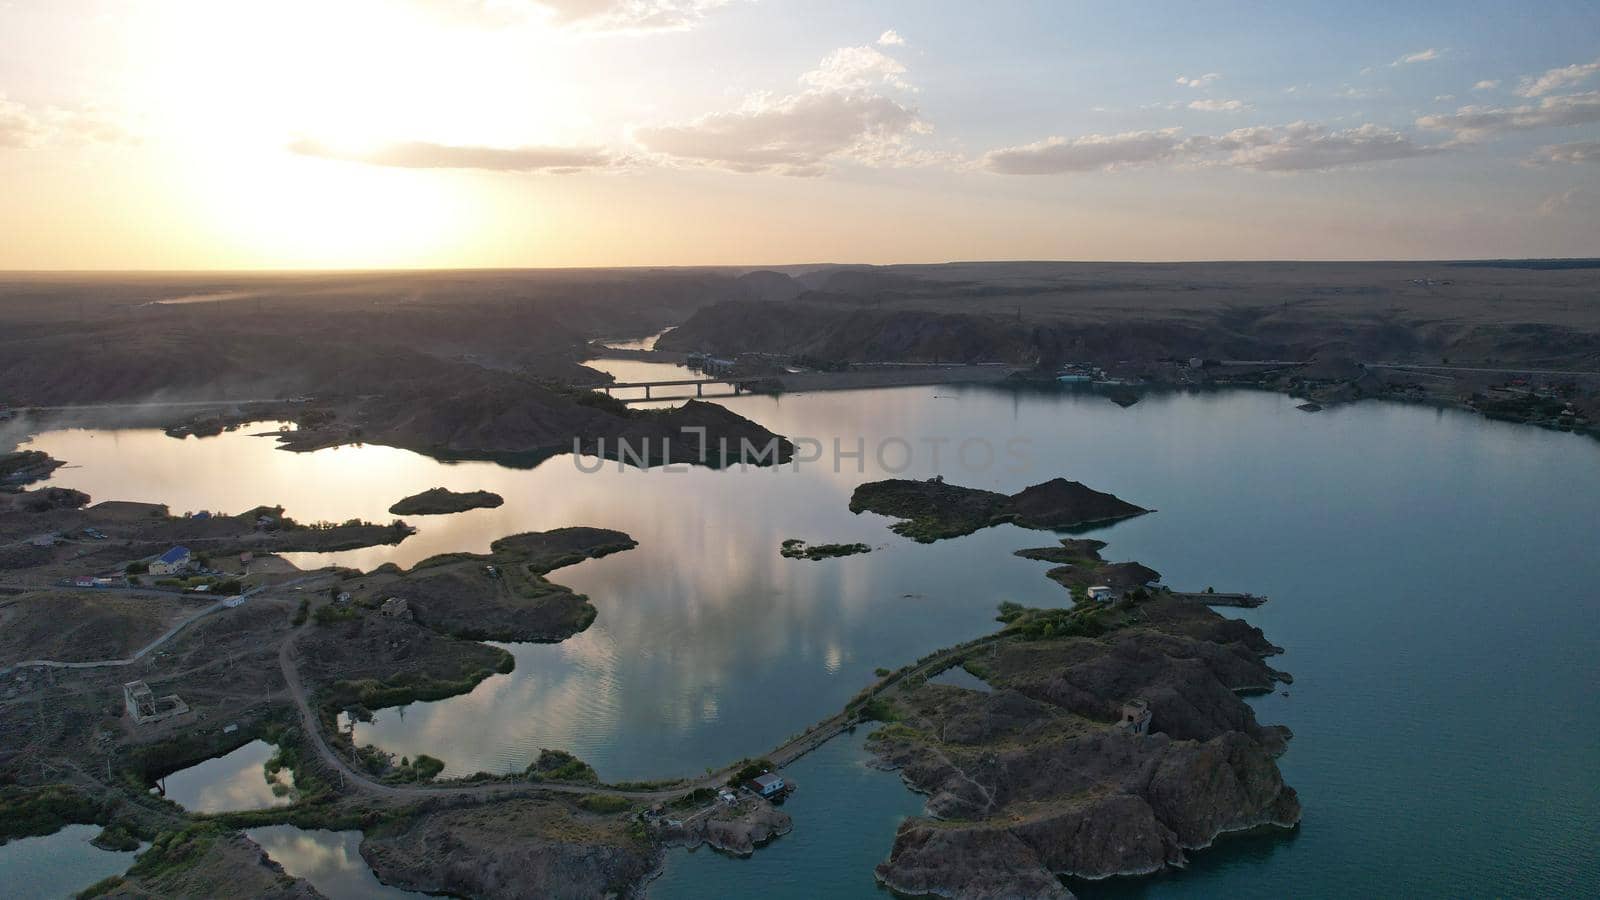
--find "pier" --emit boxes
[1169,591,1268,608]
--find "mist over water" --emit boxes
[20,383,1600,896]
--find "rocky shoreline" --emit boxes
[865,593,1298,899]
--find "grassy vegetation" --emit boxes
[291,597,309,626]
[123,823,226,881]
[91,824,141,851]
[857,697,901,723]
[525,749,598,784]
[727,758,776,787]
[0,784,102,843]
[320,650,514,714]
[997,602,1109,640]
[390,754,446,782]
[577,794,633,814]
[312,602,358,626]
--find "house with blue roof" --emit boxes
[149,545,192,576]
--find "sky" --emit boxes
[1,0,1597,269]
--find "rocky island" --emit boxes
[780,538,872,560]
[388,488,505,516]
[850,476,1149,542]
[863,588,1298,898]
[348,527,638,643]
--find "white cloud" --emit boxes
[1516,58,1600,97]
[1529,140,1600,165]
[876,29,905,47]
[1434,94,1455,103]
[1417,91,1600,140]
[1188,99,1249,112]
[1538,188,1588,216]
[1473,79,1500,91]
[1191,122,1439,171]
[983,121,1440,175]
[0,93,131,149]
[289,138,617,172]
[429,0,739,31]
[1392,48,1442,66]
[801,45,911,92]
[0,95,46,148]
[633,44,926,175]
[981,129,1186,174]
[1175,73,1220,88]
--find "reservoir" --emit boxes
[17,383,1600,896]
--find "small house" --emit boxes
[149,546,192,576]
[1086,585,1117,604]
[72,576,96,588]
[748,772,786,798]
[380,597,411,619]
[123,680,189,725]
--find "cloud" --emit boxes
[1175,73,1220,88]
[0,93,131,148]
[1188,99,1249,112]
[1190,122,1439,171]
[983,121,1440,175]
[1473,79,1500,91]
[429,0,739,31]
[1538,188,1588,216]
[633,44,927,175]
[1392,48,1442,66]
[1529,140,1600,165]
[0,96,46,148]
[634,91,923,176]
[981,129,1186,174]
[1516,59,1600,97]
[288,138,617,172]
[876,29,905,47]
[1417,91,1600,140]
[800,45,911,92]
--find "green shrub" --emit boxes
[577,794,632,814]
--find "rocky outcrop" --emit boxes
[355,527,636,643]
[869,597,1298,898]
[388,487,505,516]
[850,477,1148,542]
[664,802,793,857]
[361,798,661,900]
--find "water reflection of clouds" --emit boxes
[163,740,289,814]
[248,826,423,900]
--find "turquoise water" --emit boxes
[0,825,141,900]
[651,729,926,898]
[19,385,1600,896]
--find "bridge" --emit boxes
[589,377,747,401]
